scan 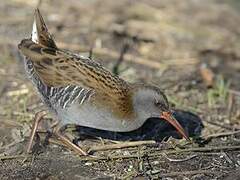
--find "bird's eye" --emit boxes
[155,101,162,107]
[155,100,168,111]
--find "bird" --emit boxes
[18,9,189,156]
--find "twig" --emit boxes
[0,81,7,98]
[37,130,240,157]
[81,145,240,161]
[159,145,240,155]
[6,89,29,96]
[156,170,218,177]
[221,152,233,164]
[227,93,234,120]
[0,140,24,151]
[0,155,31,161]
[112,42,130,75]
[48,138,69,148]
[88,140,156,153]
[88,46,93,59]
[204,130,240,140]
[203,119,238,130]
[163,153,197,162]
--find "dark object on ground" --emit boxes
[75,110,204,142]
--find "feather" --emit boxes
[31,8,57,48]
[18,9,134,119]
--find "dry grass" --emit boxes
[0,0,240,179]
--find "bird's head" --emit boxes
[131,84,189,140]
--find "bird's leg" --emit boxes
[42,119,59,147]
[27,110,47,153]
[53,123,88,156]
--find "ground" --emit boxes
[0,0,240,179]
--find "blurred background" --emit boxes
[0,0,240,179]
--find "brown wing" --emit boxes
[18,8,134,119]
[18,39,133,118]
[18,39,127,91]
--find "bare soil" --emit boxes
[0,0,240,179]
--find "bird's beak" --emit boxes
[160,111,189,140]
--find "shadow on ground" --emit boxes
[76,110,204,142]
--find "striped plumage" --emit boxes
[20,40,136,130]
[18,9,188,155]
[25,57,94,110]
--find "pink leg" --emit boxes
[53,124,88,156]
[26,110,47,153]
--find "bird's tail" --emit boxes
[18,9,58,61]
[32,8,57,48]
